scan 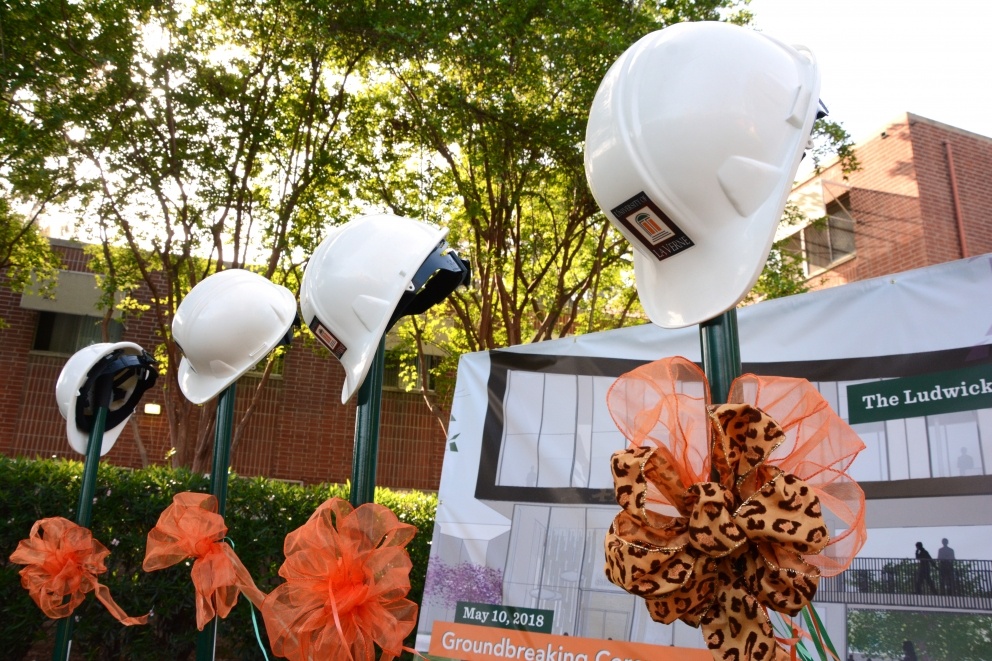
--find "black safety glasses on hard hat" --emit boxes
[800,99,830,164]
[386,241,471,331]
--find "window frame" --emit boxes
[784,193,856,277]
[31,311,124,356]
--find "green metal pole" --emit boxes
[196,383,237,661]
[208,384,237,515]
[351,336,386,507]
[53,374,113,661]
[699,308,742,483]
[699,308,742,405]
[701,307,826,657]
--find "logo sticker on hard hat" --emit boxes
[611,192,694,261]
[311,318,347,359]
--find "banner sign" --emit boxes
[415,255,992,657]
[455,602,554,634]
[847,363,992,424]
[429,622,712,661]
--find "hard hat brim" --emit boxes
[177,356,226,405]
[65,415,129,456]
[299,214,450,405]
[631,203,780,328]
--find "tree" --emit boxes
[0,199,61,323]
[2,0,380,470]
[848,609,992,661]
[355,0,743,354]
[336,0,751,434]
[358,1,854,427]
[3,0,854,461]
[0,0,102,319]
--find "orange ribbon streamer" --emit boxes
[260,497,419,661]
[604,357,866,661]
[142,492,266,630]
[9,517,148,625]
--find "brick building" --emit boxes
[0,240,447,490]
[784,112,992,288]
[3,112,988,492]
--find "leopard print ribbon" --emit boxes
[605,403,829,661]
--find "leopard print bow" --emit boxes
[605,403,830,661]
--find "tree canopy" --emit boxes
[1,0,856,466]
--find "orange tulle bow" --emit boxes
[9,517,148,625]
[260,497,419,661]
[143,492,266,630]
[604,357,866,661]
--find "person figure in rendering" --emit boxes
[937,537,956,595]
[957,447,975,475]
[902,641,918,661]
[914,542,937,593]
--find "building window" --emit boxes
[383,350,442,392]
[32,312,124,354]
[494,370,626,490]
[784,194,856,275]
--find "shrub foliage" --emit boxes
[0,456,436,660]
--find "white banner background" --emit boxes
[416,254,992,654]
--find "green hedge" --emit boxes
[0,456,437,660]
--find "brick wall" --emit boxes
[908,115,992,261]
[795,113,992,290]
[0,245,447,491]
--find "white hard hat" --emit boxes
[173,269,297,404]
[584,21,822,328]
[56,342,159,456]
[299,213,469,404]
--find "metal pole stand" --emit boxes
[52,373,113,661]
[700,309,742,483]
[196,383,237,661]
[351,336,386,507]
[699,308,742,405]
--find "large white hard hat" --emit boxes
[300,213,469,404]
[56,342,159,456]
[584,21,822,328]
[173,269,297,404]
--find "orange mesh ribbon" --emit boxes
[143,492,266,630]
[260,497,418,661]
[604,357,866,661]
[9,517,148,625]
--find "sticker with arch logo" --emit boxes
[310,318,347,359]
[611,191,694,261]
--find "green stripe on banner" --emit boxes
[846,363,992,424]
